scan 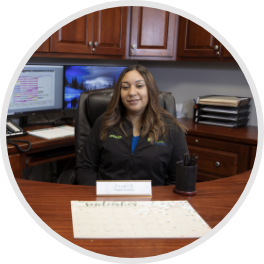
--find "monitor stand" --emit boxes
[18,116,29,127]
[17,116,51,128]
[52,117,75,126]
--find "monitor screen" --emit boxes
[7,65,64,116]
[64,65,126,110]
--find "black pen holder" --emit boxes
[173,164,198,196]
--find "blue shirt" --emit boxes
[131,135,140,154]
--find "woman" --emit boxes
[75,65,189,186]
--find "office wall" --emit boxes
[28,58,257,126]
[141,61,257,126]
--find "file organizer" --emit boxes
[194,95,251,128]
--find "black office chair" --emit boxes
[57,88,177,184]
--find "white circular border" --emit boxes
[1,1,262,263]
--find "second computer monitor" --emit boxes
[64,65,126,110]
[8,65,64,117]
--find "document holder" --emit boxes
[193,96,251,128]
[173,164,197,196]
[194,117,249,128]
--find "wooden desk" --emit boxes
[7,125,75,178]
[16,170,250,258]
[7,120,257,180]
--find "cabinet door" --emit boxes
[177,17,221,58]
[36,39,50,52]
[186,135,251,181]
[222,45,234,60]
[188,145,238,177]
[50,15,92,54]
[92,7,127,56]
[129,7,177,57]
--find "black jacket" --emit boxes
[75,115,189,186]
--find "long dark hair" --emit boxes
[100,65,187,143]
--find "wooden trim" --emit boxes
[250,146,257,169]
[32,52,125,60]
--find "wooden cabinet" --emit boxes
[34,7,127,58]
[222,45,235,60]
[178,119,257,182]
[7,125,76,180]
[50,15,91,54]
[92,8,127,56]
[126,7,177,60]
[51,7,127,56]
[177,17,222,59]
[36,39,50,52]
[32,7,238,62]
[177,16,235,61]
[186,135,251,181]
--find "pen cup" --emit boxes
[173,163,197,196]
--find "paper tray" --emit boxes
[199,104,250,114]
[194,117,249,128]
[198,112,250,121]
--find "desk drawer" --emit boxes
[187,134,251,179]
[188,145,238,177]
[187,135,235,151]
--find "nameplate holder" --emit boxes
[96,180,152,197]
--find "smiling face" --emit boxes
[120,70,149,116]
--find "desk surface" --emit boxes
[178,118,258,145]
[7,125,75,155]
[7,120,258,154]
[16,170,250,258]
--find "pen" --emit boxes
[184,153,188,166]
[191,156,199,166]
[187,154,195,166]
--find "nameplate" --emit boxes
[96,180,152,196]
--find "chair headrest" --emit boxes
[87,91,113,126]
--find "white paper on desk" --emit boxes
[62,126,74,131]
[71,200,212,239]
[28,125,74,140]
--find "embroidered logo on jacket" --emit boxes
[147,138,167,146]
[109,135,122,139]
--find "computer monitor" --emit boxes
[64,65,126,110]
[7,65,64,121]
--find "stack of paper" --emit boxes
[198,96,250,107]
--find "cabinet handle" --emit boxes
[88,41,92,46]
[214,45,219,50]
[215,161,220,167]
[92,48,95,52]
[195,139,199,143]
[216,51,220,55]
[131,44,136,49]
[130,50,134,55]
[94,42,98,47]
